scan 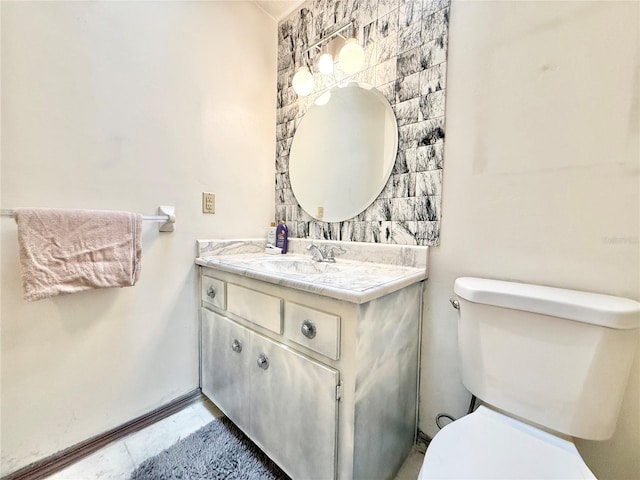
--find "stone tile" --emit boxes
[275,154,289,174]
[424,0,450,17]
[415,195,441,221]
[420,37,448,70]
[367,221,393,243]
[364,198,393,221]
[419,90,446,120]
[276,102,299,124]
[377,0,399,18]
[357,0,378,26]
[377,81,397,105]
[401,120,442,150]
[415,220,440,246]
[363,19,378,45]
[376,31,399,64]
[391,197,416,221]
[420,64,447,95]
[377,8,399,38]
[415,142,444,171]
[390,221,419,244]
[399,0,422,28]
[344,221,368,242]
[415,170,443,196]
[398,20,422,54]
[376,57,398,87]
[397,45,424,78]
[396,70,421,103]
[394,98,420,127]
[416,117,445,146]
[275,172,291,190]
[423,8,449,44]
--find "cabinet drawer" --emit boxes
[227,284,282,334]
[284,302,340,360]
[202,275,226,310]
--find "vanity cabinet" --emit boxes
[202,308,339,479]
[200,268,423,480]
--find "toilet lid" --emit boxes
[418,406,596,479]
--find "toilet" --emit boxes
[419,277,640,479]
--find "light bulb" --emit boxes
[338,38,365,75]
[292,66,314,97]
[317,52,334,75]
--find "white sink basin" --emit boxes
[246,256,337,275]
[204,253,420,286]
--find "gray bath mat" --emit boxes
[129,416,290,480]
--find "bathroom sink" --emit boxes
[196,239,429,303]
[197,248,428,302]
[242,256,337,275]
[199,253,422,286]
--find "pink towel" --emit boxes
[15,208,143,301]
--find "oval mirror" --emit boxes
[289,83,398,223]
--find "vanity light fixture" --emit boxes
[291,22,365,98]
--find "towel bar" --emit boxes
[0,205,176,232]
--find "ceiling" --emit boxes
[255,0,305,22]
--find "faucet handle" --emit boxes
[324,245,346,260]
[306,243,324,261]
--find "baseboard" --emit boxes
[3,389,203,480]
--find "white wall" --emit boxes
[420,1,639,478]
[0,1,276,474]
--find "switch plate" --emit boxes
[202,193,215,214]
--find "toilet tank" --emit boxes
[454,277,640,441]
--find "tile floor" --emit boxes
[43,397,425,480]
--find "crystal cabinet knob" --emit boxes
[206,286,216,299]
[231,339,242,353]
[257,354,269,370]
[301,319,317,339]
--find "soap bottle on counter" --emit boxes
[267,222,277,247]
[275,220,288,254]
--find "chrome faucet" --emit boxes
[306,244,325,262]
[306,243,346,263]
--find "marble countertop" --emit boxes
[196,239,428,304]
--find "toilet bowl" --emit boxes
[417,277,640,479]
[418,406,596,479]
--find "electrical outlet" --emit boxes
[202,193,215,214]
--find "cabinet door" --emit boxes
[250,333,339,480]
[201,308,251,433]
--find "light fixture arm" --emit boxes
[292,21,363,98]
[302,22,354,56]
